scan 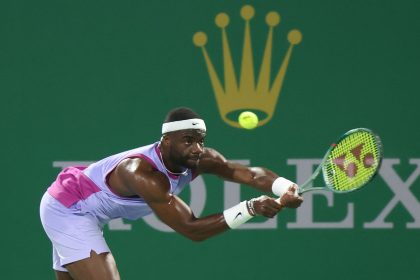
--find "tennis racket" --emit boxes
[298,128,383,194]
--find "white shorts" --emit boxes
[40,192,110,272]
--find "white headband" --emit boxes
[162,118,206,134]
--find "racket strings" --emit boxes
[323,130,381,192]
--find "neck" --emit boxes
[158,144,188,176]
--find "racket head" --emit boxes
[322,128,383,193]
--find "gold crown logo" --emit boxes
[193,5,302,128]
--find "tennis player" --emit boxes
[40,107,303,280]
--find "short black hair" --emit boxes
[164,107,201,123]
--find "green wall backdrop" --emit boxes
[1,0,419,279]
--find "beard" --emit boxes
[168,149,197,170]
[184,157,200,169]
[178,155,199,169]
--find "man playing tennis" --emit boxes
[40,107,303,280]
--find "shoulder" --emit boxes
[197,147,228,173]
[115,157,171,203]
[201,147,227,162]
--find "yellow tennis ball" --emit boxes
[238,111,259,129]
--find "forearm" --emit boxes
[228,165,300,201]
[186,198,276,240]
[210,161,297,198]
[231,165,279,193]
[151,194,288,242]
[198,148,280,192]
[151,195,230,242]
[182,213,229,242]
[152,196,266,242]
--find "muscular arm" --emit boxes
[111,158,284,241]
[113,158,229,241]
[197,147,279,193]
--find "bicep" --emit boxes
[124,170,201,235]
[122,169,202,235]
[116,158,173,203]
[118,158,228,240]
[115,161,209,231]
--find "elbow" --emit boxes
[172,215,227,242]
[181,225,210,242]
[188,236,207,242]
[183,231,208,242]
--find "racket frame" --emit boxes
[298,128,383,194]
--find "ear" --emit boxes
[161,134,170,146]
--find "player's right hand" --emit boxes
[279,185,303,208]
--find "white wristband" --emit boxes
[223,201,253,229]
[272,177,297,197]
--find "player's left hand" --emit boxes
[252,195,284,218]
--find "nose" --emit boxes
[191,142,204,154]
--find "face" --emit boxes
[164,129,206,169]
